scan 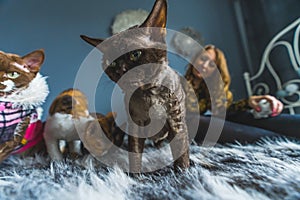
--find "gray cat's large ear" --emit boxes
[140,0,167,28]
[80,35,104,48]
[22,49,45,73]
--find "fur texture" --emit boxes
[0,73,49,110]
[0,138,299,200]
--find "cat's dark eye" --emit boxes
[105,59,117,67]
[6,72,20,79]
[129,50,142,62]
[110,62,117,67]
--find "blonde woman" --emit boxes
[185,45,299,144]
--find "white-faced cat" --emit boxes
[81,0,189,173]
[0,49,49,162]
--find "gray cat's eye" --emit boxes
[110,62,117,67]
[106,59,117,67]
[129,50,142,62]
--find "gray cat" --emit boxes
[81,0,189,173]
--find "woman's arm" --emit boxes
[227,95,284,117]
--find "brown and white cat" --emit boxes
[0,49,49,163]
[43,88,124,161]
[43,88,94,161]
[81,0,189,173]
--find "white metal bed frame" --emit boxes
[244,18,300,114]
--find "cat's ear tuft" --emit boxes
[140,0,167,28]
[22,49,45,73]
[80,35,104,47]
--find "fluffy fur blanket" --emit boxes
[0,137,300,200]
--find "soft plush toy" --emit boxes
[0,49,49,163]
[43,89,94,160]
[43,88,124,161]
[251,99,273,119]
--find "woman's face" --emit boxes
[192,48,217,79]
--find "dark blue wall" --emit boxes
[0,0,247,119]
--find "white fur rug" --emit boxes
[1,138,300,200]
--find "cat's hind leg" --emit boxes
[167,117,190,170]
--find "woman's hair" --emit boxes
[185,45,233,111]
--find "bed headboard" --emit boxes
[244,18,300,114]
